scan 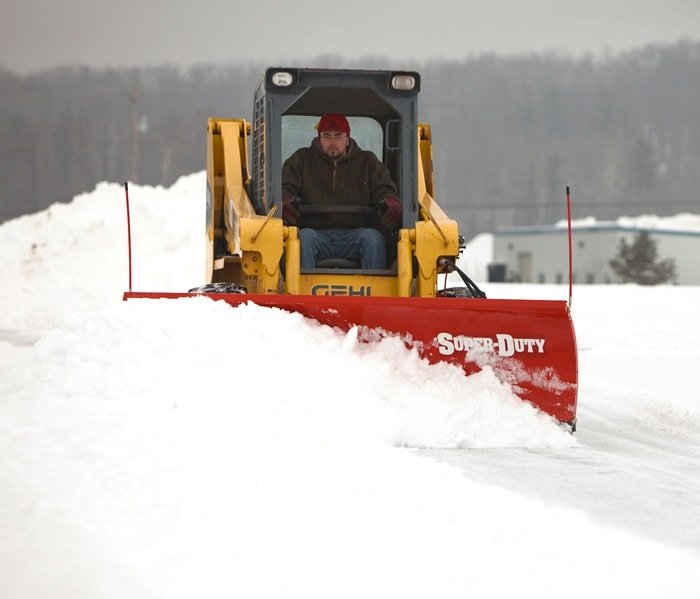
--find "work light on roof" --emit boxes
[391,74,415,90]
[272,71,294,86]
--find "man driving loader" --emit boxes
[281,113,402,269]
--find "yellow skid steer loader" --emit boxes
[124,67,578,428]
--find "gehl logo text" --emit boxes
[311,284,372,296]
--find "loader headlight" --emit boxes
[271,71,294,87]
[391,74,416,90]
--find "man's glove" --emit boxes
[282,194,301,225]
[377,196,402,230]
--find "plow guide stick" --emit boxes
[124,182,133,292]
[566,185,573,307]
[124,291,578,426]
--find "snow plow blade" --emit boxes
[123,291,578,426]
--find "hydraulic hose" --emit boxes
[438,258,487,298]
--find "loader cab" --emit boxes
[251,67,422,266]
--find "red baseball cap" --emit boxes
[317,113,350,136]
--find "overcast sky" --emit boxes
[3,0,700,73]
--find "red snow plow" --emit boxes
[124,67,578,428]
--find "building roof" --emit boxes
[495,213,700,237]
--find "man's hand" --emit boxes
[282,194,301,225]
[378,196,402,230]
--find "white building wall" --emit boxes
[493,232,570,283]
[571,230,620,284]
[492,227,700,285]
[656,233,700,284]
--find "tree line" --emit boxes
[1,42,699,241]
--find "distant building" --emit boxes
[489,219,700,285]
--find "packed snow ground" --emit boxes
[1,173,699,597]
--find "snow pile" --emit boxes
[615,212,700,231]
[558,212,700,232]
[0,173,205,334]
[2,174,700,597]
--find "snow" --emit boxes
[1,173,699,597]
[557,212,700,232]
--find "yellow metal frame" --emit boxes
[206,118,462,298]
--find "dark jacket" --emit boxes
[282,137,399,230]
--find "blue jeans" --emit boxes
[298,228,386,269]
